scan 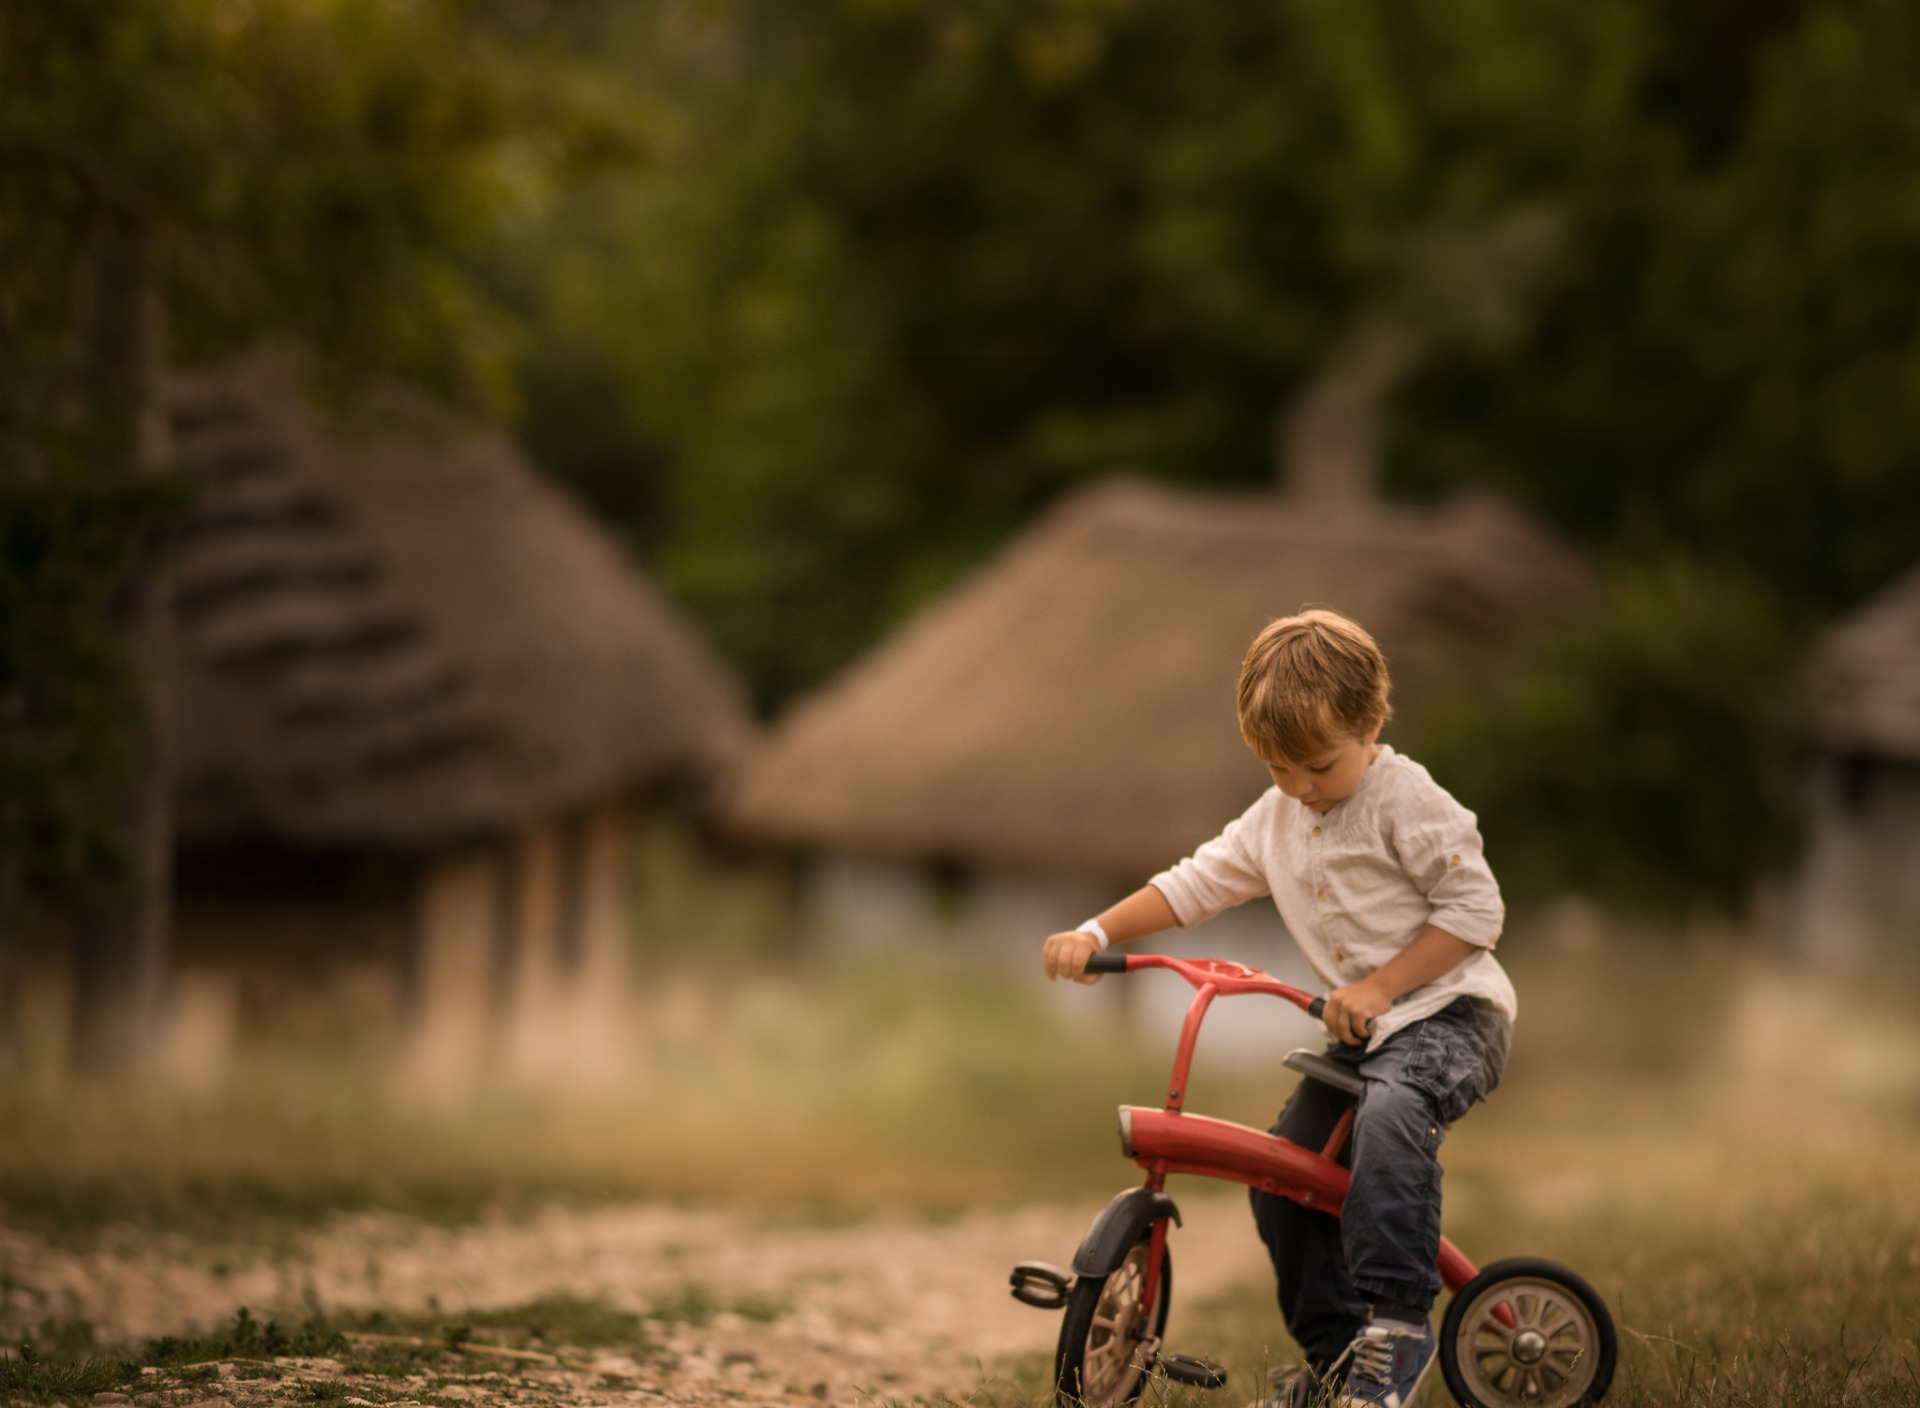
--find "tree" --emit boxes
[511,0,1653,705]
[1398,0,1920,619]
[0,0,629,1071]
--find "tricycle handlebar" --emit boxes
[1082,951,1326,1018]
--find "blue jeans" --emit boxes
[1249,997,1511,1363]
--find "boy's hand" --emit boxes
[1322,977,1392,1046]
[1043,930,1102,984]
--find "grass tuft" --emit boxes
[297,1378,359,1401]
[145,1305,346,1365]
[464,1293,647,1347]
[0,1343,137,1401]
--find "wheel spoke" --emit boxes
[1452,1275,1608,1408]
[1065,1242,1166,1408]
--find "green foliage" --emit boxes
[1412,560,1804,912]
[1400,0,1920,617]
[0,478,187,916]
[509,0,1650,704]
[507,0,1920,679]
[0,0,634,401]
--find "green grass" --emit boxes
[295,1378,361,1401]
[342,1294,664,1368]
[146,1306,348,1364]
[463,1292,648,1345]
[0,1344,139,1402]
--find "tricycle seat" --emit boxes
[1283,1048,1364,1099]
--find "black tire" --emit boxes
[1439,1257,1615,1408]
[1053,1236,1172,1408]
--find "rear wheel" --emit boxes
[1439,1258,1615,1408]
[1053,1236,1172,1408]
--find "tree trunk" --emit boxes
[0,850,23,1075]
[69,203,174,1079]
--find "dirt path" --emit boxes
[0,1192,1270,1405]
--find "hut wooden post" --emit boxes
[488,805,637,1093]
[561,802,635,1089]
[497,820,568,1085]
[399,845,505,1107]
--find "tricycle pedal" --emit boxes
[1160,1354,1229,1389]
[1009,1260,1073,1309]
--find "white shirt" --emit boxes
[1148,744,1516,1050]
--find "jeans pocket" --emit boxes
[1402,1002,1510,1125]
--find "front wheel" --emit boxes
[1053,1236,1172,1408]
[1439,1257,1615,1408]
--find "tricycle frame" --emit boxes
[1107,952,1482,1310]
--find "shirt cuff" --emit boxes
[1426,905,1504,949]
[1145,875,1203,929]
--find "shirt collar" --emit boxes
[1320,742,1393,819]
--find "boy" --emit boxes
[1042,609,1514,1408]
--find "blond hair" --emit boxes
[1237,609,1393,763]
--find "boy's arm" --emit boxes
[1320,924,1477,1046]
[1042,885,1178,985]
[1045,797,1274,986]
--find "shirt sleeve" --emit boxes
[1147,794,1274,929]
[1389,781,1505,948]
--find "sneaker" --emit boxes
[1329,1320,1437,1408]
[1251,1362,1328,1408]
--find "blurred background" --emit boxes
[3,1,1920,1400]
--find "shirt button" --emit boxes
[1450,854,1462,866]
[1312,826,1322,837]
[1334,948,1346,961]
[1317,889,1327,901]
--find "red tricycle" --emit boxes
[1009,953,1615,1408]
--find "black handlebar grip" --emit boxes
[1307,996,1326,1019]
[1085,952,1129,974]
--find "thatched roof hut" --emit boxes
[1807,564,1920,761]
[728,476,1590,883]
[167,351,750,851]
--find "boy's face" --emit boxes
[1262,722,1383,813]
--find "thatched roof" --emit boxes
[168,351,751,851]
[727,477,1590,881]
[1808,564,1920,760]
